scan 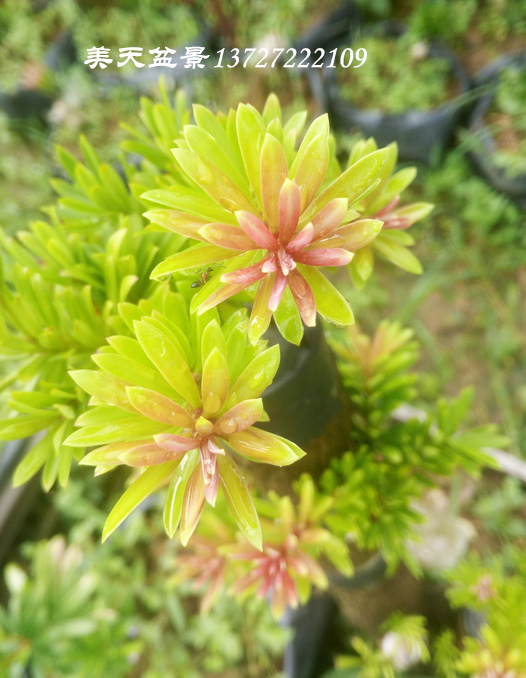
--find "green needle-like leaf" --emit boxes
[173,148,254,213]
[163,449,199,538]
[126,386,195,428]
[201,319,227,366]
[201,348,230,416]
[236,104,266,214]
[91,353,176,400]
[274,286,304,346]
[66,416,167,447]
[223,344,280,410]
[373,235,423,274]
[247,273,275,345]
[69,370,135,412]
[225,427,305,466]
[134,320,201,409]
[184,125,252,198]
[298,265,355,326]
[0,415,58,440]
[102,462,179,542]
[260,133,288,234]
[301,148,389,224]
[12,429,55,486]
[142,187,237,224]
[180,463,206,546]
[218,454,262,550]
[150,244,238,280]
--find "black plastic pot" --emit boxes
[0,28,76,126]
[282,555,387,678]
[292,1,362,116]
[44,28,77,73]
[326,552,387,588]
[462,607,485,638]
[465,52,526,209]
[0,439,41,568]
[282,593,345,678]
[260,323,345,448]
[0,89,54,125]
[319,22,472,164]
[293,0,362,55]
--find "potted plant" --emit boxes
[464,52,526,208]
[0,0,74,124]
[322,23,471,163]
[0,88,503,676]
[405,0,526,73]
[293,0,362,54]
[322,545,526,677]
[195,0,351,50]
[0,527,289,676]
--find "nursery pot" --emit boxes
[261,323,344,448]
[293,0,362,54]
[320,22,472,164]
[293,0,363,116]
[283,553,458,676]
[465,52,526,209]
[250,322,351,495]
[282,554,387,678]
[0,439,42,568]
[282,593,345,678]
[0,89,54,125]
[44,29,77,73]
[0,29,77,126]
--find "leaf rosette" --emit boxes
[143,95,393,345]
[65,294,305,549]
[345,138,434,289]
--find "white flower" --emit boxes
[48,97,83,130]
[381,631,422,670]
[48,86,85,130]
[410,41,429,61]
[406,489,476,571]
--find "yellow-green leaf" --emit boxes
[298,265,354,326]
[126,386,195,428]
[218,453,262,550]
[134,320,201,409]
[103,462,178,542]
[163,449,199,538]
[223,344,280,410]
[180,463,206,545]
[225,427,305,466]
[201,347,229,416]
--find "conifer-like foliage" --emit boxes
[331,547,526,677]
[143,95,432,345]
[175,322,495,616]
[0,87,495,618]
[67,290,304,547]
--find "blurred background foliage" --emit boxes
[0,0,525,676]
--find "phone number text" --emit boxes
[215,47,367,68]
